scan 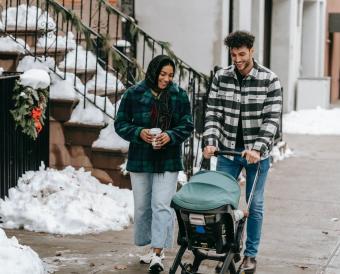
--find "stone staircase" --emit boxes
[0,23,131,188]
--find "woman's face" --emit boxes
[158,65,174,89]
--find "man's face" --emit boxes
[230,46,254,74]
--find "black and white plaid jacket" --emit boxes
[203,61,282,159]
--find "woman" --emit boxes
[114,55,193,273]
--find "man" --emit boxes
[203,31,282,273]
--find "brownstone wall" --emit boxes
[325,0,340,103]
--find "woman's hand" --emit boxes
[140,129,153,144]
[154,132,171,148]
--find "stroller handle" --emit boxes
[214,150,242,156]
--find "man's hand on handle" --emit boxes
[242,150,261,164]
[203,146,260,164]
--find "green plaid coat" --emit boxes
[114,80,193,173]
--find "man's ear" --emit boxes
[250,47,255,55]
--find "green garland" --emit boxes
[10,80,49,140]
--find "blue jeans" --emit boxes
[130,171,178,248]
[216,150,270,257]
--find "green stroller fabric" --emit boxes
[172,170,241,210]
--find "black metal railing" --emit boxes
[0,0,212,178]
[0,75,49,198]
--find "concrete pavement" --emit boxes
[5,134,340,274]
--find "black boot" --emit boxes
[237,256,256,274]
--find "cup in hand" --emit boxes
[150,128,162,149]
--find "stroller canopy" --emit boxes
[172,170,240,211]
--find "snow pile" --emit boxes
[116,40,131,47]
[0,67,3,76]
[86,66,125,93]
[1,4,56,29]
[0,228,45,274]
[19,69,50,90]
[17,56,55,72]
[59,46,97,70]
[93,121,129,152]
[37,31,76,50]
[68,94,115,125]
[0,166,134,235]
[283,107,340,135]
[0,36,29,53]
[50,72,79,100]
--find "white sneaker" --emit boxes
[149,254,164,273]
[140,250,165,264]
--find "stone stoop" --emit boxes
[91,147,130,189]
[63,122,104,147]
[0,24,130,189]
[50,119,114,185]
[50,98,79,122]
[87,88,125,104]
[64,68,96,84]
[34,47,70,64]
[0,28,50,48]
[0,51,24,71]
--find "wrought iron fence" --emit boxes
[0,74,49,198]
[0,0,211,177]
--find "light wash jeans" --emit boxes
[130,171,178,248]
[216,149,270,258]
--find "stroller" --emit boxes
[169,151,260,274]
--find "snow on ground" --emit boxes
[283,107,340,135]
[0,228,45,274]
[0,228,45,273]
[37,31,76,50]
[0,165,133,235]
[0,36,29,53]
[1,4,56,30]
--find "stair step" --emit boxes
[34,47,69,64]
[0,51,25,71]
[91,147,127,170]
[105,169,131,189]
[62,68,96,84]
[0,28,52,47]
[50,98,79,122]
[63,121,104,147]
[87,88,125,103]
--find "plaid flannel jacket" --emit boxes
[203,61,282,159]
[114,80,193,173]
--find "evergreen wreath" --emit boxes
[10,80,49,140]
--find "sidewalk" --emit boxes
[5,134,340,274]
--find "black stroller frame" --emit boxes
[169,150,260,274]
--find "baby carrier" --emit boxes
[169,151,260,274]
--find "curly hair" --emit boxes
[224,31,255,49]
